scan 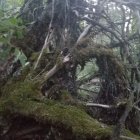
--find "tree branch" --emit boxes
[76,24,92,44]
[82,16,123,43]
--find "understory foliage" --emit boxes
[0,0,140,140]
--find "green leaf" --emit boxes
[14,48,27,66]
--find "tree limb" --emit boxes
[76,24,92,44]
[82,16,123,43]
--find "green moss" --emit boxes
[0,96,111,139]
[123,130,140,139]
[0,93,139,140]
[2,66,31,97]
[60,90,74,101]
[12,81,40,99]
[29,52,39,62]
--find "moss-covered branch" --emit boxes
[0,95,139,140]
[0,79,139,140]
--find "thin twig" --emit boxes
[34,0,55,70]
[86,103,114,108]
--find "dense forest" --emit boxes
[0,0,140,139]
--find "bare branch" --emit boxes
[42,53,70,83]
[111,91,134,140]
[120,135,137,140]
[86,103,113,109]
[133,105,140,112]
[76,24,92,44]
[86,102,127,109]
